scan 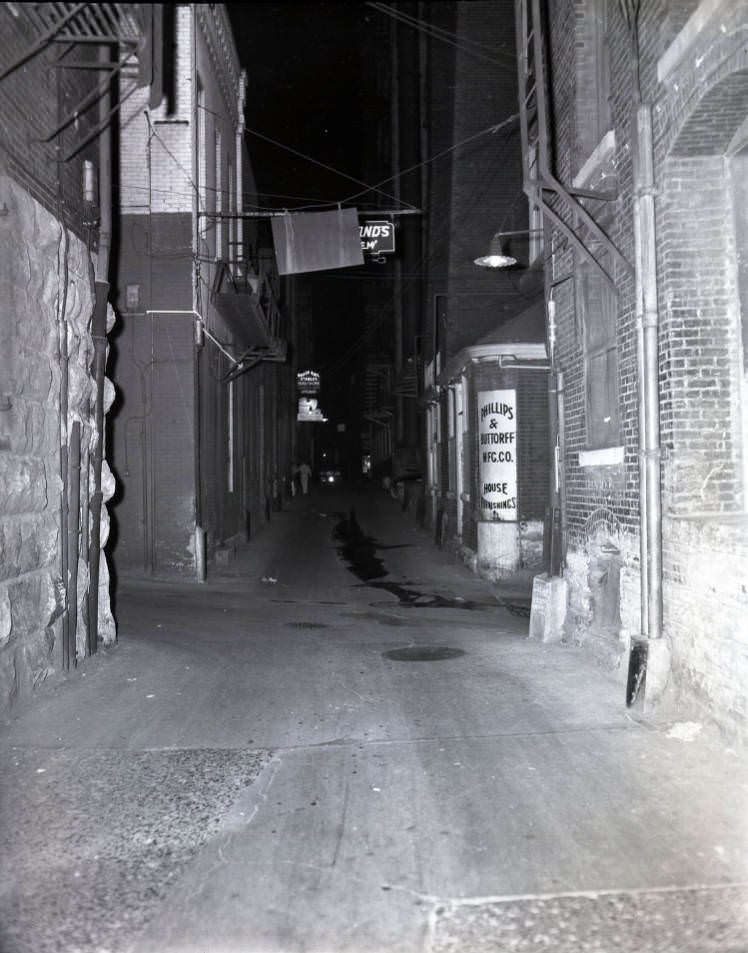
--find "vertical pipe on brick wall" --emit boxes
[633,199,649,635]
[636,103,663,642]
[191,7,206,582]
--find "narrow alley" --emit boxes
[1,486,746,953]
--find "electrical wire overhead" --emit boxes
[366,2,517,69]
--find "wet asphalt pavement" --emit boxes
[1,483,747,952]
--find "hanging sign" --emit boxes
[297,396,327,422]
[296,370,320,394]
[478,389,517,521]
[359,220,395,255]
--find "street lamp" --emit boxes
[473,229,545,269]
[473,233,517,268]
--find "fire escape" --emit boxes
[211,248,288,373]
[1,3,155,160]
[514,0,632,289]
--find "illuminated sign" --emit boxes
[359,220,395,255]
[478,390,517,521]
[297,397,327,422]
[296,370,320,394]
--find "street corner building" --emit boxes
[513,0,748,733]
[113,5,293,578]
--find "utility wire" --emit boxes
[367,2,517,69]
[341,114,519,205]
[243,124,418,212]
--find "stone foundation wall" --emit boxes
[0,175,115,713]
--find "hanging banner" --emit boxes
[272,208,364,275]
[478,389,517,521]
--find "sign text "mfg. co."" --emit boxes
[359,220,395,255]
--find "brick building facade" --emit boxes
[521,0,748,736]
[112,4,293,577]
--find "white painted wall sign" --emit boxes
[478,389,518,521]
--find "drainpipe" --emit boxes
[192,7,206,582]
[546,278,571,576]
[88,42,113,654]
[627,14,667,704]
[546,296,562,576]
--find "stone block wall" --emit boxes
[0,175,115,713]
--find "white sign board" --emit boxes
[478,389,517,521]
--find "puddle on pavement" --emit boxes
[286,621,329,629]
[334,509,485,610]
[383,646,466,662]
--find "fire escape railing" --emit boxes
[515,0,632,289]
[1,3,154,160]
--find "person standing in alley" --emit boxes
[299,461,312,495]
[290,461,299,497]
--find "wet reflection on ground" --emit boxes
[333,509,485,611]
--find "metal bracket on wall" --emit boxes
[515,0,633,291]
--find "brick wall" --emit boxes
[659,155,743,515]
[541,0,748,734]
[0,7,98,238]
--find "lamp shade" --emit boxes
[474,234,517,268]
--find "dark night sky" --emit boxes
[227,2,386,423]
[227,2,371,207]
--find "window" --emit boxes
[580,261,620,449]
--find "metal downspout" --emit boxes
[628,101,664,706]
[638,104,663,642]
[192,7,206,582]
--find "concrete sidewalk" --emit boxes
[1,486,747,953]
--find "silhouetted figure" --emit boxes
[299,461,312,494]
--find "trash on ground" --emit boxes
[667,721,702,741]
[260,576,278,584]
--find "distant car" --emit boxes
[320,468,342,485]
